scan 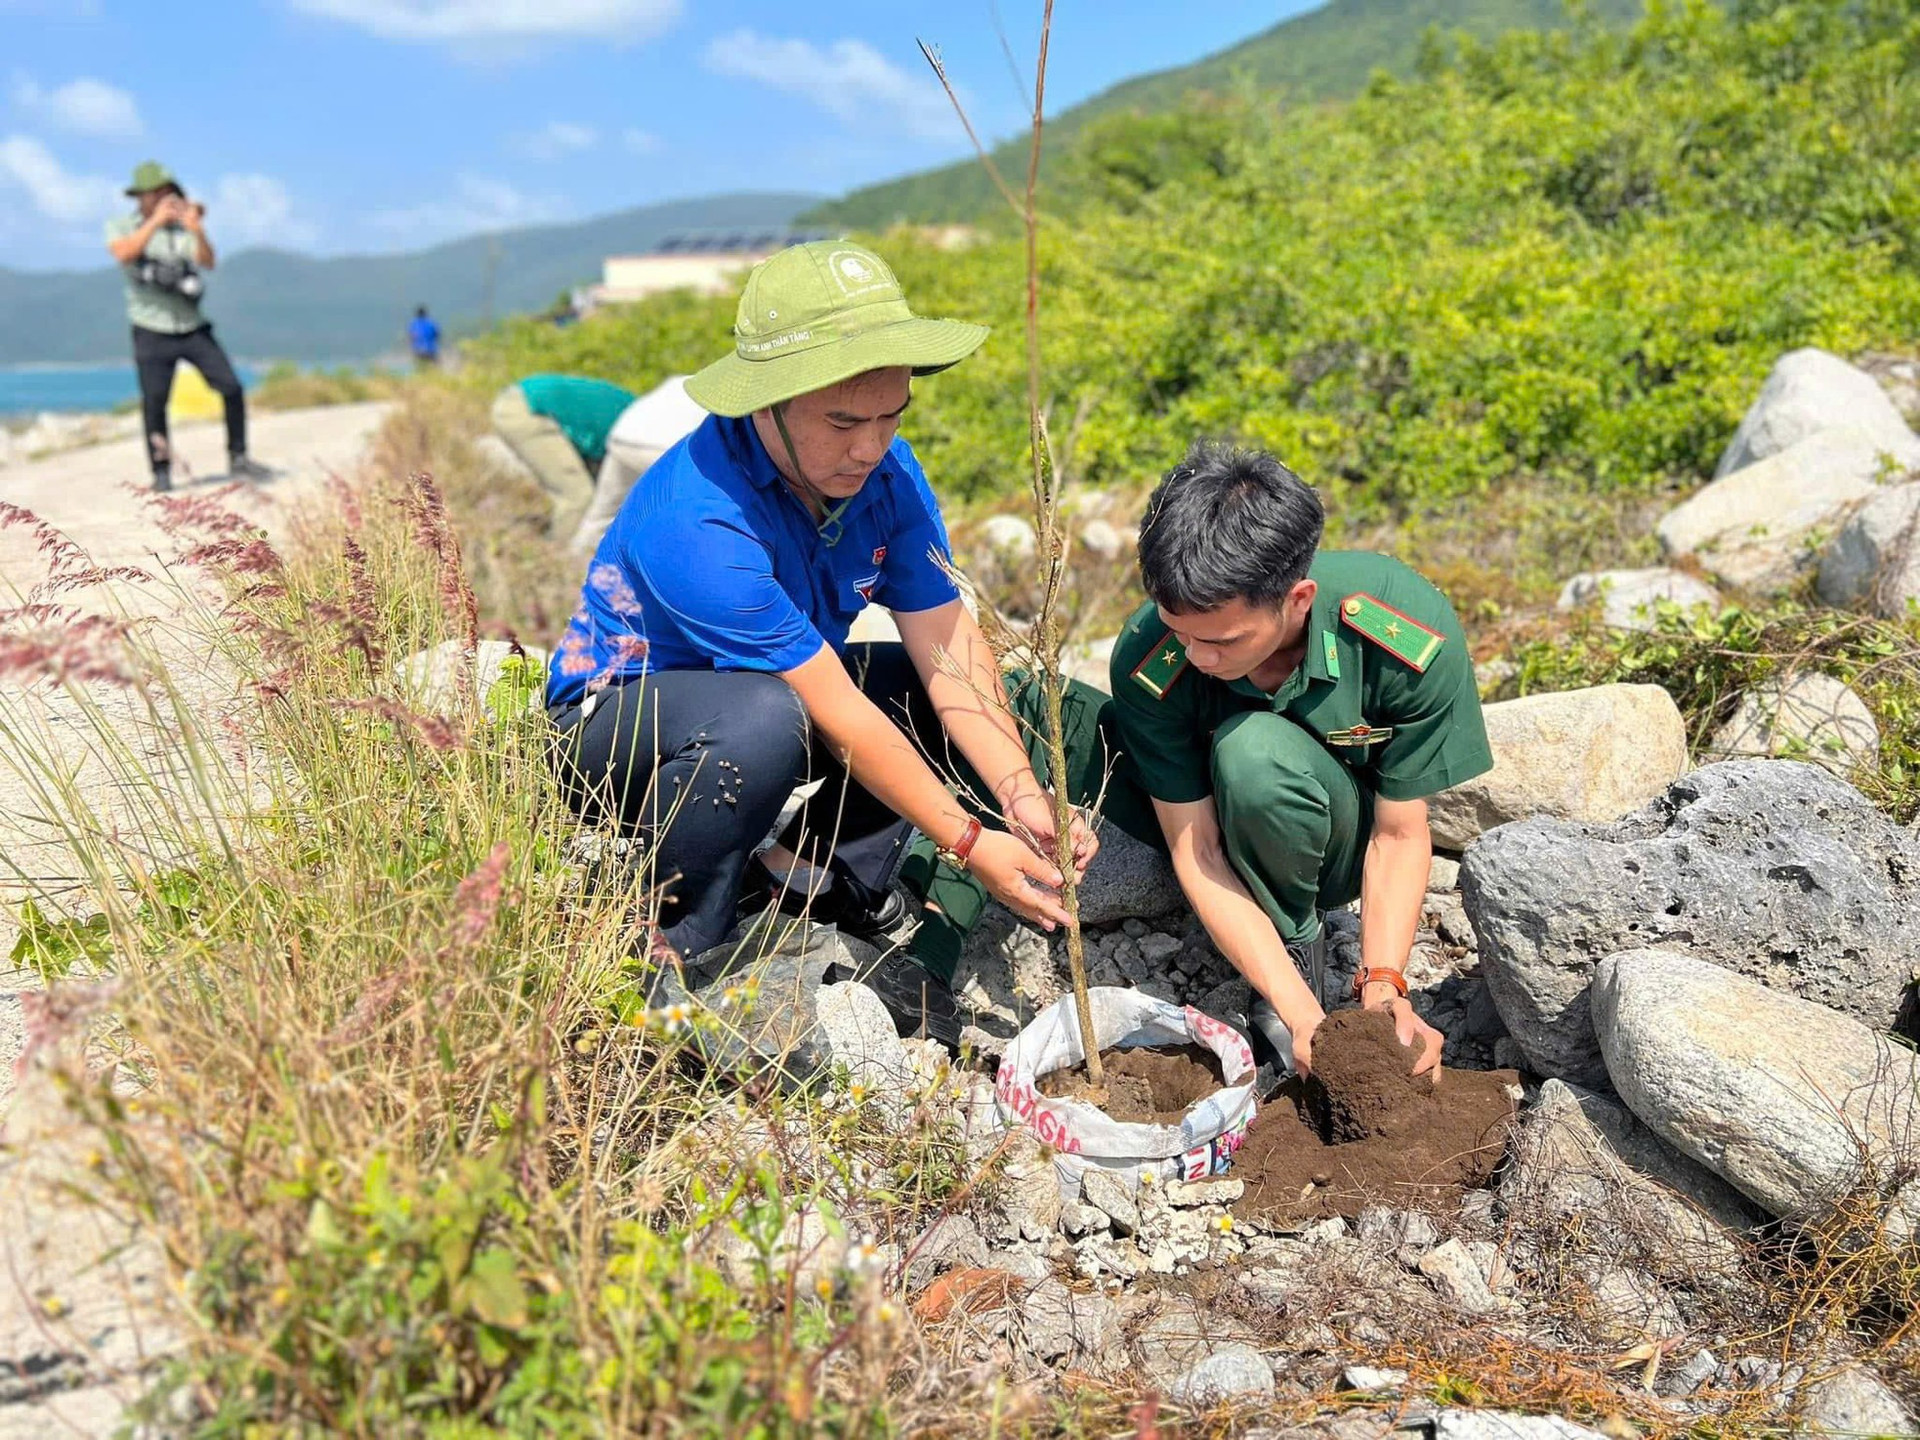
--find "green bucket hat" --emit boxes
[124,160,177,196]
[684,241,987,417]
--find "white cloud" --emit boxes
[0,133,120,223]
[12,75,144,139]
[289,0,679,46]
[509,120,597,160]
[209,172,318,250]
[701,31,957,142]
[369,173,562,245]
[621,127,662,156]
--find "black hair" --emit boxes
[1136,439,1325,613]
[416,304,429,317]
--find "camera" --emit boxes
[135,256,204,300]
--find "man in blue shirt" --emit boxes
[408,305,440,367]
[547,241,1136,1045]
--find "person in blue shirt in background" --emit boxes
[546,241,1154,1046]
[408,305,440,368]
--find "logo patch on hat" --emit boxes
[826,247,894,301]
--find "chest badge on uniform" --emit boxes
[1326,722,1394,747]
[1338,592,1444,672]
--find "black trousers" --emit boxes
[547,643,1161,967]
[549,647,908,960]
[132,323,246,475]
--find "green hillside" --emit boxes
[0,192,818,366]
[472,0,1920,526]
[803,0,1642,229]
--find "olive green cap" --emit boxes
[684,241,987,417]
[124,160,177,196]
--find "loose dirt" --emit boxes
[1232,1008,1517,1223]
[1038,1043,1226,1124]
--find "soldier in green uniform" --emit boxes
[1109,442,1493,1075]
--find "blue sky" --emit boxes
[0,0,1313,272]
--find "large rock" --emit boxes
[1463,761,1920,1087]
[1062,634,1118,694]
[1715,348,1920,480]
[1593,949,1920,1224]
[1427,684,1689,851]
[1707,673,1879,775]
[1556,568,1720,631]
[1818,479,1920,617]
[1797,1363,1917,1438]
[1432,1413,1612,1440]
[396,639,549,718]
[1075,819,1185,926]
[1660,428,1896,593]
[979,515,1038,561]
[671,927,883,1084]
[1502,1078,1757,1278]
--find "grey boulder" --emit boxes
[1707,672,1879,775]
[1715,347,1920,479]
[1427,684,1689,851]
[1817,479,1920,617]
[674,926,886,1084]
[1168,1343,1275,1405]
[1432,1414,1612,1440]
[1463,760,1920,1087]
[1075,818,1185,925]
[395,639,549,718]
[1502,1078,1757,1279]
[1592,949,1920,1224]
[1556,567,1720,631]
[1796,1364,1917,1438]
[1661,428,1895,593]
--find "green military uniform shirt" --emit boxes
[104,213,205,335]
[1108,550,1493,808]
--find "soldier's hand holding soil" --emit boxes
[1359,986,1444,1078]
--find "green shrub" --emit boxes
[460,0,1920,531]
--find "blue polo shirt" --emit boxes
[545,412,961,707]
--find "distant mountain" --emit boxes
[0,192,820,366]
[803,0,1640,229]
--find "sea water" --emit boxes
[0,362,263,421]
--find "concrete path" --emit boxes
[0,402,390,1434]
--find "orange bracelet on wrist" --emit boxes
[1351,967,1409,1002]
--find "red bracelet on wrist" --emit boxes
[1351,967,1409,1002]
[945,817,983,869]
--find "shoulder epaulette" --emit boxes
[1129,631,1191,699]
[1338,593,1444,673]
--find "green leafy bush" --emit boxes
[461,0,1920,533]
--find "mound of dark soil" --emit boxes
[1233,1008,1517,1223]
[1038,1043,1227,1125]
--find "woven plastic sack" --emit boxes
[994,985,1256,1193]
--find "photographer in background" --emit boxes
[105,160,270,492]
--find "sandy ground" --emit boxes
[0,402,389,1434]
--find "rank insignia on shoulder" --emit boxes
[1326,722,1394,747]
[1130,632,1190,699]
[1338,592,1445,672]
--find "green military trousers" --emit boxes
[902,684,1368,979]
[1209,711,1372,946]
[900,671,1160,981]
